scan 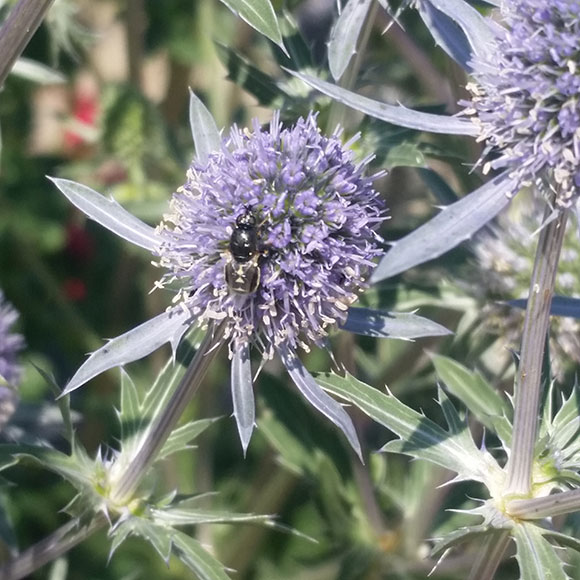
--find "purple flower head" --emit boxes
[51,104,450,457]
[465,0,580,207]
[156,112,385,358]
[0,290,24,387]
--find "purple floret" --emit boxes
[156,112,386,357]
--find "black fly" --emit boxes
[224,208,262,294]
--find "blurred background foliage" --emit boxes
[1,0,574,578]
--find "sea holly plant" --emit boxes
[289,0,580,577]
[317,369,580,579]
[0,328,275,580]
[49,91,450,461]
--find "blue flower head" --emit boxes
[51,106,450,457]
[466,0,580,207]
[155,112,385,358]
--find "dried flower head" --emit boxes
[470,194,580,375]
[465,0,580,207]
[156,112,385,357]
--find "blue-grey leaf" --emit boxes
[49,177,160,252]
[417,0,495,71]
[280,346,362,461]
[341,307,452,339]
[188,89,221,164]
[62,308,191,396]
[288,71,478,136]
[508,295,580,319]
[371,171,517,282]
[231,341,255,455]
[328,0,374,80]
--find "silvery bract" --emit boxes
[51,105,450,457]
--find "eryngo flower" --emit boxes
[155,112,384,357]
[51,104,450,457]
[464,0,580,207]
[0,291,24,429]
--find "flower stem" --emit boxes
[0,516,106,580]
[507,488,580,520]
[112,322,225,504]
[506,206,568,495]
[467,529,511,580]
[0,0,55,89]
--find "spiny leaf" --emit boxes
[49,178,160,252]
[287,70,478,136]
[317,373,503,484]
[513,522,571,580]
[62,308,191,396]
[371,171,517,282]
[416,0,495,71]
[158,418,220,461]
[342,307,452,339]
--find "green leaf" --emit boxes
[119,369,141,444]
[317,373,503,486]
[151,502,271,527]
[384,142,426,169]
[513,522,571,580]
[431,354,510,431]
[431,523,497,557]
[218,0,283,49]
[33,364,74,446]
[172,530,231,580]
[215,43,289,107]
[158,417,220,461]
[112,519,172,562]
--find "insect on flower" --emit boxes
[224,207,262,295]
[50,101,451,458]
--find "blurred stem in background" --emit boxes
[0,0,55,88]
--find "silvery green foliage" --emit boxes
[318,370,580,577]
[50,94,450,457]
[0,336,271,579]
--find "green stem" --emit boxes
[111,322,225,503]
[0,0,55,89]
[507,488,580,520]
[0,516,106,580]
[467,530,511,580]
[506,206,568,495]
